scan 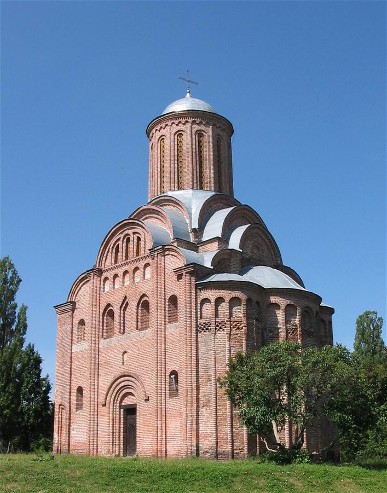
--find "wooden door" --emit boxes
[124,407,136,456]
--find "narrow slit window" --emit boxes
[124,237,130,260]
[197,133,205,189]
[216,136,222,191]
[159,138,165,193]
[114,244,120,264]
[177,133,184,189]
[168,295,178,324]
[138,299,150,330]
[169,371,178,397]
[104,308,114,339]
[76,386,83,411]
[135,236,142,257]
[77,319,86,343]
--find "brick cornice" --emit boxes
[54,301,75,315]
[146,111,234,138]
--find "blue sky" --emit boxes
[2,1,386,389]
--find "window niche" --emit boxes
[103,307,115,339]
[169,371,178,398]
[167,295,178,324]
[113,274,120,289]
[123,270,130,286]
[135,236,142,257]
[144,264,151,280]
[102,277,109,293]
[76,319,86,343]
[113,243,120,264]
[76,386,83,411]
[176,133,184,189]
[138,298,150,330]
[133,267,141,283]
[120,298,129,334]
[197,133,205,189]
[159,137,165,193]
[124,236,131,261]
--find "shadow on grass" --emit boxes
[356,460,387,471]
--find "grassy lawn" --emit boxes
[0,454,386,493]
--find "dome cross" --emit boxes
[177,69,198,95]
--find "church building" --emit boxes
[54,88,335,458]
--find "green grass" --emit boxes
[0,454,386,493]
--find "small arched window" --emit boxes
[200,298,212,319]
[168,295,178,324]
[113,274,120,289]
[104,307,114,339]
[114,243,120,264]
[169,371,178,397]
[124,237,131,260]
[138,298,150,330]
[123,270,130,286]
[135,236,142,257]
[102,277,109,293]
[301,309,314,340]
[266,303,280,342]
[120,298,129,334]
[76,319,86,343]
[176,133,184,189]
[144,263,151,280]
[229,297,242,319]
[133,267,141,283]
[215,297,227,319]
[76,386,83,411]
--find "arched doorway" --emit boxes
[102,373,148,456]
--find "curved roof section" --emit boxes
[199,266,306,291]
[202,207,236,240]
[162,92,216,115]
[228,225,250,250]
[161,208,191,241]
[240,266,305,290]
[143,221,171,247]
[163,190,219,228]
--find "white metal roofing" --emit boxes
[144,221,171,247]
[202,207,235,240]
[228,224,250,251]
[162,93,216,115]
[161,208,191,241]
[199,266,306,291]
[164,190,218,228]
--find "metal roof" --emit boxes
[144,221,171,247]
[201,207,235,241]
[164,190,218,228]
[161,208,191,241]
[162,93,216,115]
[228,224,250,251]
[240,266,305,290]
[199,266,306,291]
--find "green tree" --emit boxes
[220,342,352,458]
[0,257,52,452]
[354,311,384,363]
[18,344,52,451]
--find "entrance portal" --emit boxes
[123,406,137,456]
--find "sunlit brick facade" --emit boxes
[54,90,335,458]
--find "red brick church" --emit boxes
[54,88,334,458]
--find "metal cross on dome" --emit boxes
[177,70,198,95]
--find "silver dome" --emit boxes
[162,92,215,115]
